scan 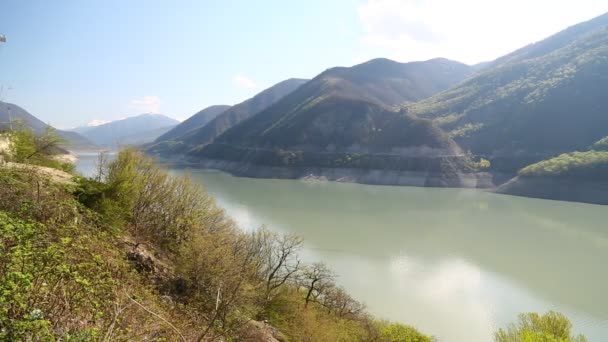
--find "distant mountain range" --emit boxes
[205,58,472,151]
[7,11,608,204]
[141,12,608,204]
[148,78,309,155]
[0,101,96,150]
[74,113,179,147]
[188,58,480,186]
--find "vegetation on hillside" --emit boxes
[196,96,477,174]
[518,151,608,179]
[1,126,74,172]
[407,14,608,158]
[0,129,589,341]
[1,131,433,341]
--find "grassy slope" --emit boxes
[0,147,433,341]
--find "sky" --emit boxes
[0,0,607,128]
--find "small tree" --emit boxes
[321,286,365,319]
[249,228,303,304]
[94,150,109,182]
[300,262,335,308]
[11,126,64,162]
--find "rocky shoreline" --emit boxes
[496,176,608,205]
[152,155,608,205]
[171,157,495,188]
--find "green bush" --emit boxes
[0,211,116,340]
[375,321,432,342]
[8,126,75,173]
[495,311,587,342]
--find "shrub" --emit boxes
[374,321,432,342]
[495,311,587,342]
[8,126,74,173]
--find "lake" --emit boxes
[76,153,608,341]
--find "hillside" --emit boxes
[186,58,482,186]
[0,141,433,341]
[497,151,608,204]
[81,113,179,147]
[147,79,308,155]
[197,58,473,151]
[213,96,461,154]
[155,105,230,142]
[305,58,474,108]
[407,12,608,169]
[195,100,485,187]
[0,101,97,150]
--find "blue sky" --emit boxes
[0,0,607,128]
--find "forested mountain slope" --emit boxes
[408,13,608,161]
[189,58,484,186]
[155,105,230,142]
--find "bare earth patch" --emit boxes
[4,162,75,185]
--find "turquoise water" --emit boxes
[76,154,608,341]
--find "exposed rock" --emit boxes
[3,162,75,185]
[123,239,172,280]
[180,158,494,189]
[239,320,287,342]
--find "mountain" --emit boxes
[407,12,608,172]
[147,78,308,155]
[155,105,230,143]
[190,59,484,187]
[109,125,177,146]
[209,58,472,148]
[68,120,110,135]
[81,113,179,147]
[0,101,97,150]
[212,97,461,154]
[301,57,474,107]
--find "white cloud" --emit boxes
[129,95,161,113]
[232,75,257,89]
[358,0,608,64]
[86,119,109,127]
